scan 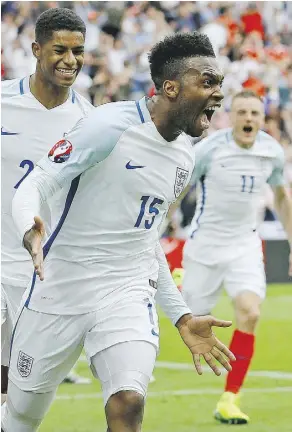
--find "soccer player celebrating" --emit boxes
[3,33,236,432]
[182,90,292,424]
[1,7,93,405]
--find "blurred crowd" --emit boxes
[2,1,292,226]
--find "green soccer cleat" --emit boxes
[214,392,250,425]
[172,268,184,289]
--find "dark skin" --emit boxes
[147,57,224,142]
[30,30,85,110]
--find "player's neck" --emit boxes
[29,72,70,110]
[232,132,254,150]
[146,96,181,142]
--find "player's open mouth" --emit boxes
[55,68,77,77]
[200,104,221,129]
[243,125,253,133]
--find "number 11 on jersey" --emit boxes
[135,195,164,229]
[241,175,255,193]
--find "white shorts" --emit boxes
[182,244,266,315]
[1,284,27,366]
[9,294,159,401]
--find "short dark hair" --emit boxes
[148,32,216,91]
[35,8,86,45]
[232,90,263,104]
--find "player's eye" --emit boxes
[54,50,64,54]
[73,49,84,56]
[203,79,212,87]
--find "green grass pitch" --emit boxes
[40,284,292,432]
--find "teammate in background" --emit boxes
[182,90,292,425]
[4,33,236,432]
[1,8,93,405]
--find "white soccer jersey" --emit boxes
[21,97,194,314]
[1,76,92,287]
[184,128,285,265]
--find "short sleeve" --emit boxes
[189,135,217,185]
[37,104,125,187]
[267,146,285,186]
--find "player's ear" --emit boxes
[163,80,180,100]
[32,41,41,60]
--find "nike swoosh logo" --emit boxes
[1,127,19,136]
[126,160,145,169]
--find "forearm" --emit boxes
[12,166,61,240]
[275,190,292,247]
[155,241,192,325]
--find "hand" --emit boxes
[176,314,236,376]
[23,216,45,281]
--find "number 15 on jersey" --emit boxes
[135,196,164,229]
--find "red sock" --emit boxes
[225,329,255,394]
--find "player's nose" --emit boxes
[63,50,77,68]
[246,112,253,121]
[213,85,224,103]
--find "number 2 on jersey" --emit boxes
[14,159,34,189]
[135,195,164,229]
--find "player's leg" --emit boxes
[91,341,157,432]
[214,243,266,425]
[2,381,56,432]
[84,290,159,432]
[181,257,226,315]
[1,287,9,406]
[2,307,86,432]
[1,366,9,405]
[1,284,25,406]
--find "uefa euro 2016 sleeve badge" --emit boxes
[17,350,34,377]
[174,167,189,198]
[48,139,73,163]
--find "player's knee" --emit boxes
[106,390,144,425]
[247,306,260,325]
[237,304,260,330]
[3,381,55,432]
[4,397,42,432]
[235,292,261,329]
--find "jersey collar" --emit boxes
[19,76,30,94]
[137,97,152,123]
[19,75,76,106]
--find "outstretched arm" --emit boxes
[155,242,236,375]
[12,167,62,280]
[155,241,192,324]
[267,142,291,276]
[273,185,292,276]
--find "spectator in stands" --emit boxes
[1,1,291,198]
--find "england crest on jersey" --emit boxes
[174,167,189,198]
[17,350,34,377]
